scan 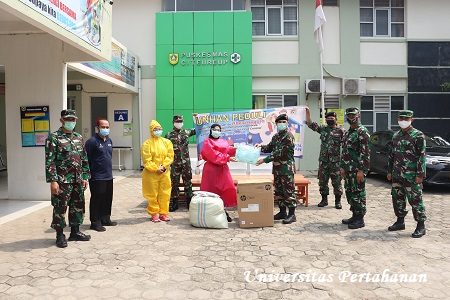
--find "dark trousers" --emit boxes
[89,179,113,223]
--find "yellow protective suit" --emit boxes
[141,120,174,216]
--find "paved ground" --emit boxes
[0,172,449,299]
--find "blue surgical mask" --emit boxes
[153,130,163,137]
[211,130,221,138]
[277,123,288,131]
[99,128,110,136]
[63,121,76,131]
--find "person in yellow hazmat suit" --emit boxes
[141,120,174,222]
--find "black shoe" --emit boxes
[169,199,179,212]
[90,222,106,232]
[274,206,287,220]
[348,215,365,229]
[318,195,328,207]
[56,233,67,248]
[68,226,91,241]
[282,207,297,224]
[411,221,426,238]
[388,217,405,231]
[225,211,232,223]
[335,196,342,209]
[101,219,117,226]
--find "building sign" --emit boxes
[169,51,241,66]
[193,106,306,158]
[19,0,105,49]
[114,110,128,122]
[20,106,50,147]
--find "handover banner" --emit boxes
[193,106,306,158]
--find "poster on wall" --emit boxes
[123,123,132,136]
[19,0,104,49]
[20,106,50,147]
[193,106,306,158]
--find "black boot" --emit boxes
[282,207,297,224]
[318,195,328,207]
[348,214,365,229]
[169,199,179,212]
[101,217,117,226]
[68,226,91,241]
[335,196,342,209]
[90,221,106,232]
[274,206,287,220]
[388,217,405,231]
[225,211,232,223]
[56,231,67,248]
[411,221,426,238]
[342,211,355,224]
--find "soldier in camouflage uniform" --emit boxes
[256,114,297,224]
[45,109,91,248]
[340,108,370,229]
[387,110,426,238]
[305,107,344,209]
[165,115,196,211]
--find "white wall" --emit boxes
[360,42,406,65]
[252,41,298,64]
[322,6,340,65]
[366,78,407,94]
[407,0,450,40]
[253,77,299,92]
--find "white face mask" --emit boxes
[398,120,411,129]
[174,123,183,129]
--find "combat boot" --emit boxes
[335,196,342,209]
[348,215,365,229]
[318,195,328,207]
[282,207,297,224]
[56,232,67,248]
[68,226,91,241]
[388,217,405,231]
[169,199,179,212]
[411,221,426,238]
[342,212,355,224]
[274,206,287,220]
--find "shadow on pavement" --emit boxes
[0,238,54,252]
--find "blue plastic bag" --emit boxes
[235,144,261,164]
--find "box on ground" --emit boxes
[237,181,274,228]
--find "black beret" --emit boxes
[275,114,288,122]
[173,115,183,122]
[325,111,337,118]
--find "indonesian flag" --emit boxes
[314,0,327,52]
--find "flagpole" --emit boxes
[319,27,326,125]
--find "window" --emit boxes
[323,0,339,6]
[360,0,404,37]
[252,94,298,109]
[163,0,246,12]
[251,0,298,36]
[360,95,405,133]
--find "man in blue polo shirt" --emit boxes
[85,119,116,231]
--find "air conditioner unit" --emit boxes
[342,78,366,95]
[305,79,322,93]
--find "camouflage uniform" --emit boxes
[45,128,90,230]
[388,124,426,222]
[165,116,196,209]
[340,114,370,217]
[307,121,344,198]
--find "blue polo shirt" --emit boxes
[85,134,113,181]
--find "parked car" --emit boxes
[369,130,450,186]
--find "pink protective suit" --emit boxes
[200,137,237,208]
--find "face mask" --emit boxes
[346,116,358,125]
[63,121,76,131]
[398,120,411,129]
[211,130,221,138]
[174,123,183,129]
[153,130,163,137]
[277,123,288,131]
[326,120,336,126]
[99,128,110,136]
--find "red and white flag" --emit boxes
[314,0,327,52]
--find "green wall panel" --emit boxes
[233,12,252,44]
[156,77,173,110]
[156,45,173,77]
[174,77,194,109]
[214,77,234,109]
[174,13,193,44]
[193,45,214,76]
[156,109,175,136]
[214,12,233,44]
[194,13,213,44]
[213,44,233,76]
[156,13,173,45]
[174,44,193,76]
[233,43,252,76]
[234,77,252,108]
[194,77,213,109]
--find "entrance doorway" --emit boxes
[90,97,107,137]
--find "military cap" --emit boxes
[345,107,359,115]
[173,115,183,122]
[275,114,288,122]
[398,110,413,118]
[60,109,78,119]
[325,111,337,118]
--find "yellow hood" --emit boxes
[150,120,162,137]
